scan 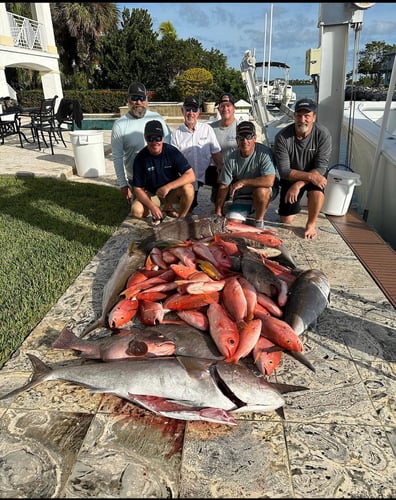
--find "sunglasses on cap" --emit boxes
[236,133,255,140]
[184,106,199,113]
[129,94,147,101]
[146,135,163,142]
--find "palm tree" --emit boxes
[50,2,120,88]
[158,21,177,41]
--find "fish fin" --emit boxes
[52,327,79,349]
[129,394,237,424]
[276,406,285,420]
[267,381,309,394]
[176,356,214,377]
[283,350,316,373]
[0,353,52,400]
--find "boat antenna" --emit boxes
[262,11,268,86]
[267,3,274,89]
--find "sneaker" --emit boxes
[255,220,265,229]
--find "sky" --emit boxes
[116,2,395,80]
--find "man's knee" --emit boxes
[130,200,145,218]
[253,186,272,204]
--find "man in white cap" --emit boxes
[273,98,331,239]
[215,120,277,228]
[131,120,195,222]
[171,95,223,212]
[111,81,172,207]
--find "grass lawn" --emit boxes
[0,175,129,368]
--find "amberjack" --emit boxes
[0,354,308,425]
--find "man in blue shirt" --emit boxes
[131,120,196,221]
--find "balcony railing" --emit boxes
[7,11,44,51]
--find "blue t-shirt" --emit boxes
[132,143,192,193]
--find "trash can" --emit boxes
[321,168,362,216]
[70,130,106,177]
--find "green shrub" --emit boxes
[17,89,129,114]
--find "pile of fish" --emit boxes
[0,216,331,425]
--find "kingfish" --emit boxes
[0,354,308,425]
[80,241,146,337]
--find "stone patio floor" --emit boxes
[0,129,395,498]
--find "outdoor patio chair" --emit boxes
[55,97,83,131]
[0,110,27,146]
[20,95,67,155]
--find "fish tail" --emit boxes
[52,327,78,349]
[0,353,52,401]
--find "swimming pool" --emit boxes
[79,118,117,130]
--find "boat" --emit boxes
[255,61,297,108]
[240,50,295,146]
[343,99,396,249]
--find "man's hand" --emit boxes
[285,183,302,204]
[309,171,327,189]
[229,180,245,198]
[121,186,132,204]
[156,185,170,199]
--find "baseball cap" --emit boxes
[144,120,164,137]
[294,98,317,112]
[218,93,235,105]
[128,82,146,96]
[236,121,256,135]
[183,96,199,108]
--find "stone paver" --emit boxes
[0,125,395,498]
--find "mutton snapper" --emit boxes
[282,269,330,336]
[139,215,228,253]
[52,327,176,361]
[0,354,307,425]
[53,324,225,361]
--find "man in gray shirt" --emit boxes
[208,93,238,202]
[215,121,276,229]
[273,98,331,239]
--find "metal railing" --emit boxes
[7,12,44,51]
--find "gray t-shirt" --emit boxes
[273,122,332,179]
[219,143,276,199]
[209,119,238,159]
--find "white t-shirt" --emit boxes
[171,121,221,189]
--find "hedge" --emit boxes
[16,89,129,114]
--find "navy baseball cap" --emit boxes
[294,98,317,112]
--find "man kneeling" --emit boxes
[131,120,196,222]
[215,121,277,229]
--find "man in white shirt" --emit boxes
[171,95,223,211]
[111,81,171,206]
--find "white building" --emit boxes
[0,3,62,108]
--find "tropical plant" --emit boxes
[50,2,120,89]
[158,20,177,40]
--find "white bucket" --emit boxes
[321,168,361,216]
[70,130,106,177]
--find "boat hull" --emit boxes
[342,101,396,249]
